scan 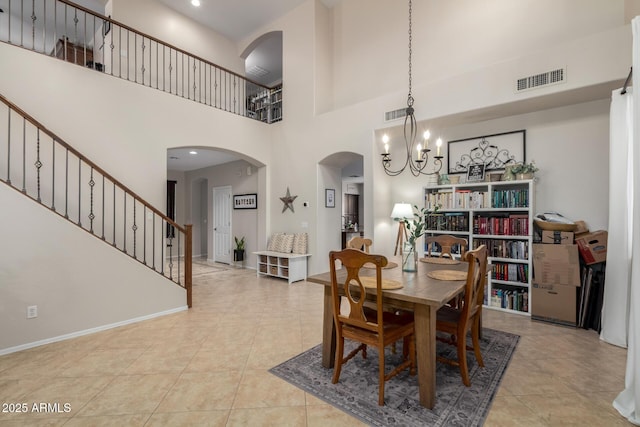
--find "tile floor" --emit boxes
[0,260,631,426]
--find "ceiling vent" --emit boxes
[247,65,269,78]
[384,107,407,122]
[516,68,566,92]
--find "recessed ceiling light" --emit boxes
[191,0,200,6]
[169,156,180,160]
[189,150,198,155]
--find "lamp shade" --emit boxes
[390,203,413,220]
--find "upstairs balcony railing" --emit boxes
[0,93,193,307]
[0,0,281,123]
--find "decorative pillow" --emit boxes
[279,234,295,253]
[292,233,308,254]
[267,232,284,251]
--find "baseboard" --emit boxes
[0,306,188,356]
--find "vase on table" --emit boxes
[516,172,534,180]
[402,241,418,272]
[501,164,516,181]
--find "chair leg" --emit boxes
[472,318,484,367]
[378,348,386,406]
[458,333,470,387]
[332,336,344,384]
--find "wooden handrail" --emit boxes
[56,0,277,91]
[0,93,184,234]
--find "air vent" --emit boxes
[247,65,269,78]
[384,107,407,122]
[516,68,566,92]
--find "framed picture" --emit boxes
[447,130,526,174]
[233,193,257,209]
[466,164,486,182]
[325,189,335,208]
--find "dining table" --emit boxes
[306,256,468,409]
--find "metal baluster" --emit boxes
[181,52,184,97]
[101,175,105,239]
[73,8,78,65]
[22,117,27,194]
[233,77,237,114]
[143,205,147,264]
[7,108,11,185]
[178,230,181,285]
[123,191,127,253]
[53,1,56,55]
[162,45,166,92]
[89,167,95,232]
[168,225,173,280]
[153,214,156,270]
[77,155,81,226]
[30,0,36,51]
[199,60,202,103]
[51,136,55,211]
[134,33,137,83]
[168,47,172,94]
[156,42,158,89]
[7,0,11,45]
[187,56,190,99]
[112,182,116,245]
[132,200,137,258]
[64,148,68,218]
[63,5,67,61]
[20,0,24,47]
[118,26,122,78]
[35,129,42,202]
[193,60,197,102]
[141,36,145,85]
[126,30,129,80]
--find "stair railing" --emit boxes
[0,93,192,307]
[0,0,279,123]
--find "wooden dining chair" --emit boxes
[425,235,468,259]
[435,244,488,386]
[346,236,372,253]
[329,248,416,406]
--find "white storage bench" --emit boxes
[254,251,311,284]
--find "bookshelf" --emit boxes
[424,179,535,316]
[246,84,282,123]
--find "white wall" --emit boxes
[0,184,186,352]
[111,0,244,76]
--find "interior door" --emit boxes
[213,186,232,264]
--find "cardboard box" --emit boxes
[531,282,577,326]
[541,230,574,245]
[575,230,608,265]
[532,244,581,287]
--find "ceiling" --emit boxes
[160,0,342,172]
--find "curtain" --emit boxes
[612,16,640,426]
[601,86,633,347]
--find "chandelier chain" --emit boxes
[407,0,413,107]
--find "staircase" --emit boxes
[0,93,193,308]
[0,0,281,122]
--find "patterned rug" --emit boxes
[269,328,519,427]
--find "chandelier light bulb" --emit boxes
[436,138,443,156]
[423,130,430,140]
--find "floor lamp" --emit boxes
[391,203,413,256]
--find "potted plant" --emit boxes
[396,205,440,272]
[234,236,246,262]
[511,161,539,180]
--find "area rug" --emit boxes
[269,328,519,427]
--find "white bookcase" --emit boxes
[254,251,310,284]
[423,179,535,316]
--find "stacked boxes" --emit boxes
[532,233,581,326]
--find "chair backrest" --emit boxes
[329,248,387,332]
[425,235,468,258]
[459,245,488,323]
[346,236,373,253]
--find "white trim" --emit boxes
[0,306,188,356]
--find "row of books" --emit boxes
[425,213,469,232]
[473,238,528,259]
[473,214,529,236]
[491,262,529,283]
[485,286,529,312]
[492,189,529,208]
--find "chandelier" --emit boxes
[381,0,443,177]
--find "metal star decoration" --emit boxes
[280,187,297,213]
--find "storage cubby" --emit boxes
[254,250,311,284]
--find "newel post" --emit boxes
[185,224,193,308]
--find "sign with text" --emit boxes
[466,164,486,182]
